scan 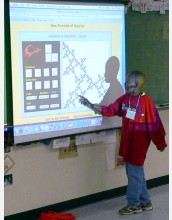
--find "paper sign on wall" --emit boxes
[75,133,91,146]
[105,145,115,170]
[4,155,15,174]
[52,137,70,149]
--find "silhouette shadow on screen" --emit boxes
[99,56,125,126]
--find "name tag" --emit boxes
[126,108,136,120]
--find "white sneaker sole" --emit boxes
[119,209,143,215]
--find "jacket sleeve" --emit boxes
[101,95,125,117]
[148,107,167,150]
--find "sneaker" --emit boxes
[141,201,153,211]
[119,205,143,215]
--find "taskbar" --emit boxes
[13,116,103,136]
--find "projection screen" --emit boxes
[9,0,126,144]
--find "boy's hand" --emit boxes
[157,147,165,152]
[79,95,92,108]
[116,157,125,166]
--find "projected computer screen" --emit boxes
[9,0,126,144]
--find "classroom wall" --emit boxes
[4,109,169,216]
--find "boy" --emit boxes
[79,70,167,215]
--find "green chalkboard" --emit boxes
[4,55,7,125]
[126,10,169,105]
[4,0,13,126]
[4,46,13,126]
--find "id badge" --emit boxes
[126,108,136,120]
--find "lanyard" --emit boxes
[128,94,141,110]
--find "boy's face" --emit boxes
[125,75,138,96]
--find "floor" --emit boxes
[67,184,169,220]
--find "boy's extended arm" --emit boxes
[79,95,123,117]
[79,95,102,114]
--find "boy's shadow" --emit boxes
[99,56,124,127]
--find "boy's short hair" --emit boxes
[128,71,145,79]
[127,70,146,88]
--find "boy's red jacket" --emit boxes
[102,93,167,166]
